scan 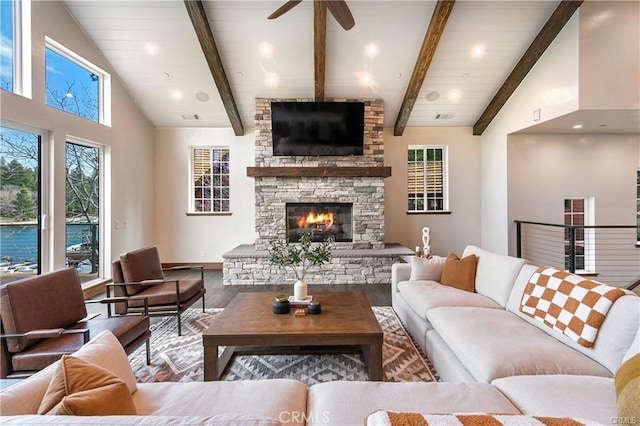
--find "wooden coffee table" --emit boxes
[202,291,383,381]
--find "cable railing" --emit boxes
[515,221,640,290]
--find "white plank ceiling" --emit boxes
[63,0,568,130]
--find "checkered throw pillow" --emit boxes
[520,266,626,348]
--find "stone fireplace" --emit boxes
[286,203,353,243]
[222,98,412,285]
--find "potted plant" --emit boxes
[267,233,334,300]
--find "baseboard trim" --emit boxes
[162,262,222,270]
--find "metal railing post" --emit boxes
[516,221,522,258]
[567,226,576,273]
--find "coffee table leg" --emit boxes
[204,346,218,381]
[362,343,383,381]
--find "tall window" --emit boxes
[0,0,13,92]
[66,141,101,283]
[191,147,230,213]
[45,38,111,125]
[0,126,41,279]
[564,197,594,272]
[407,146,447,212]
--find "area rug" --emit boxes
[128,307,439,386]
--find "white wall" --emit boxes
[507,133,639,248]
[384,127,481,257]
[579,1,640,110]
[479,13,581,254]
[153,128,255,263]
[0,1,155,276]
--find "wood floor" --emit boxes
[180,269,393,308]
[91,269,392,310]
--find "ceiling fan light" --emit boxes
[259,43,273,57]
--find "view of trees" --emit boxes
[0,129,39,223]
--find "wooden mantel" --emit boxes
[246,166,392,178]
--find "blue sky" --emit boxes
[1,0,13,91]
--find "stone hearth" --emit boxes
[222,98,411,285]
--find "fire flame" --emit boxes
[298,212,334,228]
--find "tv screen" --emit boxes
[271,102,365,156]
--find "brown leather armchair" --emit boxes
[110,245,206,336]
[0,267,151,379]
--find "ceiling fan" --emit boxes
[268,0,356,30]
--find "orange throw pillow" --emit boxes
[38,355,137,416]
[440,253,477,292]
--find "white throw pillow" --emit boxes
[409,256,445,281]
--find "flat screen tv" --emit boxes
[271,101,365,156]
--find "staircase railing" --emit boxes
[515,221,640,289]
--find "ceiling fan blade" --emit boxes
[268,0,303,20]
[326,1,355,30]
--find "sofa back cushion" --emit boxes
[462,246,526,307]
[0,268,87,353]
[119,246,164,295]
[507,265,640,374]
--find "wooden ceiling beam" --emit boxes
[473,0,583,136]
[393,0,455,136]
[184,0,244,136]
[314,1,327,101]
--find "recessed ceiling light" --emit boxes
[471,44,485,58]
[365,44,378,58]
[171,90,183,100]
[145,43,159,56]
[426,91,440,102]
[448,89,461,100]
[573,124,583,129]
[265,73,278,86]
[259,43,273,57]
[195,91,210,102]
[360,74,372,85]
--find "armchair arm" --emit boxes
[162,265,204,280]
[87,294,150,318]
[0,328,90,344]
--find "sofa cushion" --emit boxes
[133,380,308,426]
[440,253,477,292]
[398,281,501,321]
[0,268,87,352]
[38,355,136,415]
[427,306,612,382]
[0,415,282,425]
[491,375,616,425]
[462,246,526,307]
[409,256,445,281]
[306,381,519,426]
[519,266,626,348]
[615,353,640,420]
[508,267,640,375]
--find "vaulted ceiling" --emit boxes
[64,0,585,135]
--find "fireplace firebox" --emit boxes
[286,203,353,243]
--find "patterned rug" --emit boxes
[128,306,439,386]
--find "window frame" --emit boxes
[65,135,107,283]
[406,144,449,214]
[2,0,31,97]
[188,146,231,216]
[44,36,111,126]
[0,119,50,274]
[563,196,595,273]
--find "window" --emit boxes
[191,147,230,213]
[45,37,111,125]
[564,197,594,272]
[66,141,102,283]
[0,0,14,92]
[637,169,639,243]
[0,125,42,278]
[1,0,30,97]
[407,146,448,212]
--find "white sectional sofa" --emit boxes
[392,245,640,423]
[2,246,638,425]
